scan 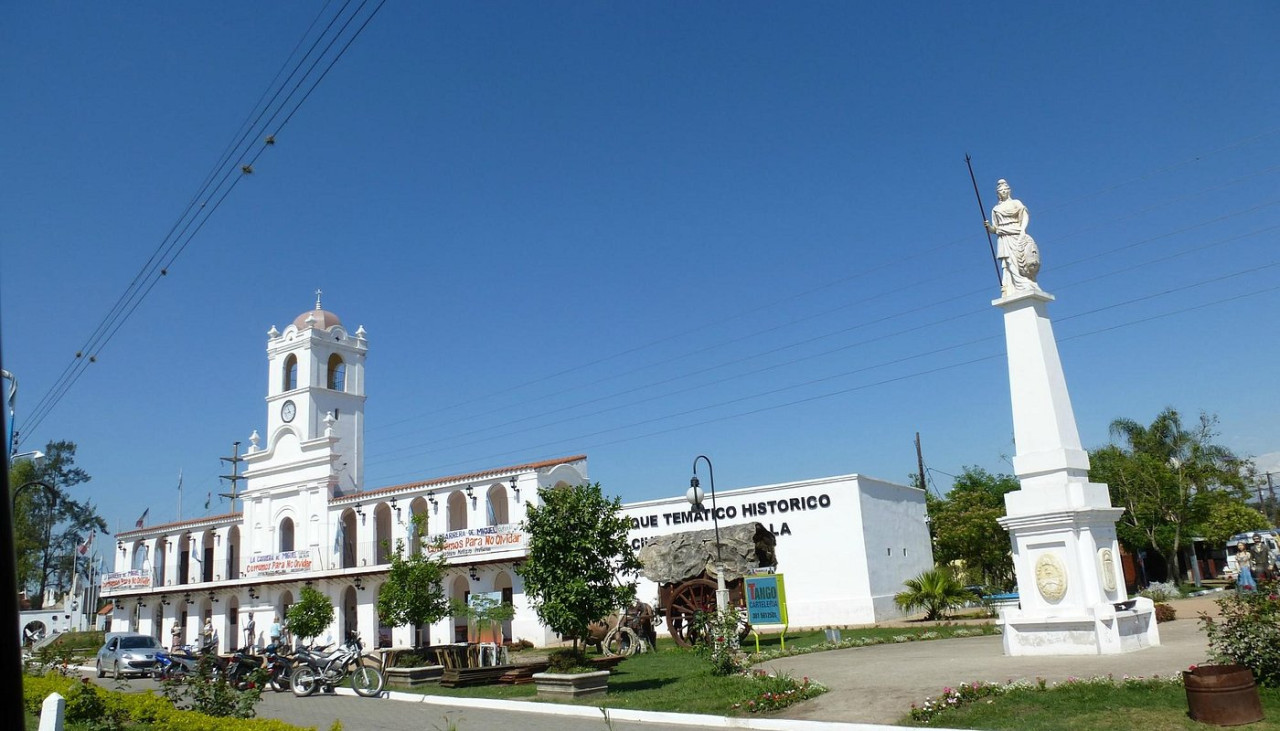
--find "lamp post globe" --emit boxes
[685,484,704,507]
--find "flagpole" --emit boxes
[177,469,183,521]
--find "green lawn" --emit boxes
[902,680,1280,730]
[408,624,996,715]
[425,648,796,714]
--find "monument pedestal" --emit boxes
[994,290,1159,656]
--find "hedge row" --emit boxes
[23,674,314,731]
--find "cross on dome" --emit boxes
[315,288,323,310]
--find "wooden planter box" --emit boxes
[384,665,443,689]
[532,670,610,698]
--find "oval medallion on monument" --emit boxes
[1035,553,1068,602]
[1099,549,1117,593]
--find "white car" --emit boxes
[95,633,162,679]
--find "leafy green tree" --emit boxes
[1197,490,1270,547]
[10,440,106,608]
[894,567,976,621]
[515,482,643,651]
[926,466,1019,590]
[286,585,335,644]
[1092,408,1251,581]
[376,514,449,644]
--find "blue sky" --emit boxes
[3,2,1279,540]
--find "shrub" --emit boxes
[1201,584,1280,686]
[546,647,594,673]
[1154,603,1176,623]
[731,670,826,713]
[694,607,748,676]
[389,649,436,668]
[161,652,266,719]
[23,673,309,731]
[1139,581,1179,603]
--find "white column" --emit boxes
[994,289,1159,655]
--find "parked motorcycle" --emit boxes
[219,645,268,690]
[262,642,293,692]
[153,640,216,681]
[290,631,384,698]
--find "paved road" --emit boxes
[765,593,1218,725]
[75,593,1222,730]
[86,675,876,730]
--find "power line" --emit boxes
[19,0,387,444]
[370,146,1280,433]
[369,188,1280,452]
[371,275,1280,483]
[365,221,1280,468]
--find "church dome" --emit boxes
[293,308,343,331]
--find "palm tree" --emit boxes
[894,567,976,621]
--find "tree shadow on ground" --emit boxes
[607,676,681,692]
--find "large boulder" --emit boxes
[638,522,777,584]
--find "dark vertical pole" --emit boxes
[965,154,1003,286]
[1,342,25,728]
[915,432,926,493]
[1268,473,1276,522]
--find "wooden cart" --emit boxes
[656,573,750,647]
[639,522,777,648]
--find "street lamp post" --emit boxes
[686,455,728,612]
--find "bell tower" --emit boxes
[250,291,369,493]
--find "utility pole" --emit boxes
[915,432,927,493]
[219,442,245,513]
[1267,473,1277,523]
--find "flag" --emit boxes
[204,491,212,511]
[135,508,149,528]
[334,519,346,553]
[78,530,95,556]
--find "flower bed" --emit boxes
[908,673,1182,725]
[730,670,826,713]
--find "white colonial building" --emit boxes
[103,301,933,650]
[623,473,933,628]
[104,301,584,650]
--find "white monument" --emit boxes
[988,180,1160,655]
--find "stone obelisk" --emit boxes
[987,179,1159,656]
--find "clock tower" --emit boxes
[244,293,369,496]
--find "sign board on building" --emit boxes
[426,523,526,560]
[100,569,152,594]
[743,574,788,626]
[244,549,314,577]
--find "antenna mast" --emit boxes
[218,441,245,513]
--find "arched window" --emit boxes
[327,354,346,391]
[283,355,298,392]
[280,517,294,553]
[448,491,467,532]
[486,485,508,526]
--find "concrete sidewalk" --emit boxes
[765,593,1222,725]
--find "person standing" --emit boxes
[171,621,183,650]
[1236,542,1257,591]
[269,615,282,648]
[243,612,256,649]
[1250,536,1272,583]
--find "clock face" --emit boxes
[281,400,297,423]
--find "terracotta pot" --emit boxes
[1184,664,1264,726]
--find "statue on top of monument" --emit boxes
[984,179,1042,296]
